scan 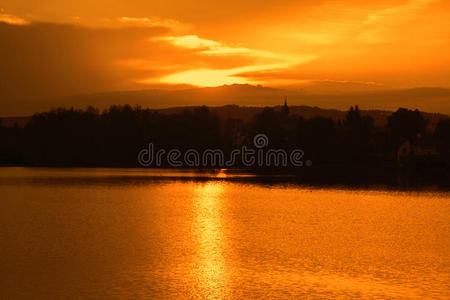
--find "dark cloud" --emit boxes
[0,21,273,107]
[0,21,169,101]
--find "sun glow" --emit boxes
[158,57,316,86]
[154,34,317,86]
[159,69,249,86]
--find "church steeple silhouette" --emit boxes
[282,96,289,115]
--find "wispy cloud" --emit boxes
[153,34,316,86]
[363,0,435,25]
[358,0,437,44]
[155,35,221,49]
[118,16,187,32]
[0,9,28,25]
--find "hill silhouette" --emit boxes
[2,104,447,130]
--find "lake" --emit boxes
[0,168,449,299]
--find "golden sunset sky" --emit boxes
[1,0,449,101]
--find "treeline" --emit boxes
[0,105,449,168]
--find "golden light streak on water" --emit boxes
[192,182,229,299]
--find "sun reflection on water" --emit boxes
[192,182,228,299]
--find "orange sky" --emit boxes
[0,0,450,99]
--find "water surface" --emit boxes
[0,168,449,299]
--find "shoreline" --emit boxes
[1,165,448,190]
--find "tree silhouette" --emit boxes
[434,119,450,162]
[387,108,427,147]
[341,105,374,163]
[0,103,447,187]
[298,117,336,163]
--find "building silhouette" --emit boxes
[282,97,289,115]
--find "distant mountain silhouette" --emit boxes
[282,80,387,94]
[2,84,450,117]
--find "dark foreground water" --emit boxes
[0,168,449,299]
